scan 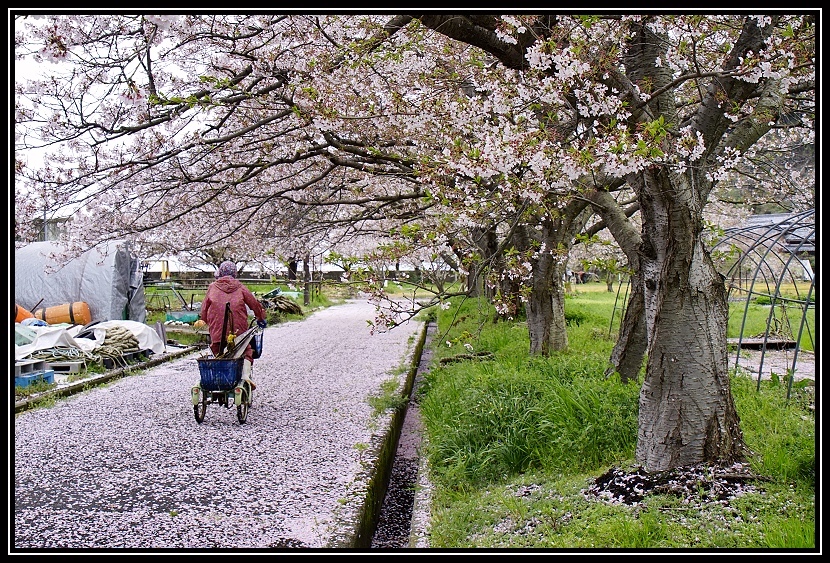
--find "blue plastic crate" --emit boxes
[197,358,243,391]
[15,369,55,389]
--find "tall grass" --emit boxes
[419,283,816,550]
[727,301,815,352]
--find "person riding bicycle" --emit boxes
[200,261,267,389]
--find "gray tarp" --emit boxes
[15,240,146,323]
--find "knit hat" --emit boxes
[215,261,237,278]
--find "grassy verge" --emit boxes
[419,283,816,550]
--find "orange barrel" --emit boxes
[15,304,35,323]
[33,302,92,326]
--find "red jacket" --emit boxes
[200,277,266,346]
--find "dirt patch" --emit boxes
[734,348,815,381]
[584,462,765,507]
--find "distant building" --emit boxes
[742,211,815,257]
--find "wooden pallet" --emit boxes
[728,338,797,350]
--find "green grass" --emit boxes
[727,301,815,352]
[367,377,409,416]
[419,282,816,550]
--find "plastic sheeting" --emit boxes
[15,240,147,323]
[14,324,98,361]
[82,320,165,355]
[14,320,165,361]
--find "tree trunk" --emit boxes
[525,253,568,355]
[607,269,648,383]
[302,253,311,306]
[473,226,503,303]
[520,200,591,355]
[584,188,648,383]
[471,226,498,300]
[446,235,482,297]
[634,168,747,472]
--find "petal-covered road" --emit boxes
[13,299,423,551]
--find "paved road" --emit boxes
[13,300,423,551]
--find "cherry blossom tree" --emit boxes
[408,13,815,470]
[14,12,815,472]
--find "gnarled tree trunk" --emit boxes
[585,189,647,383]
[521,201,592,355]
[525,252,568,355]
[608,269,648,383]
[633,168,746,471]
